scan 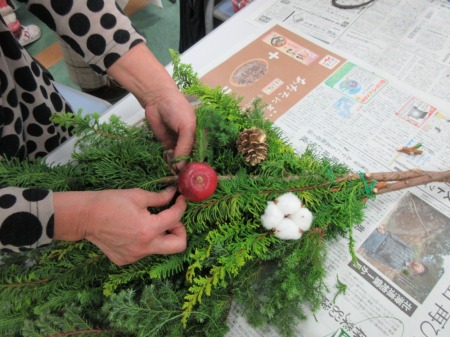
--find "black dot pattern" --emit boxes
[0,1,145,253]
[0,22,72,162]
[27,0,144,75]
[0,188,54,250]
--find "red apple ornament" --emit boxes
[178,162,218,202]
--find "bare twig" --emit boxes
[397,143,423,155]
[371,170,450,194]
[156,169,450,195]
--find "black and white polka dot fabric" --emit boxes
[0,187,54,252]
[24,0,145,73]
[0,0,145,252]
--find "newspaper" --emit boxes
[198,15,450,337]
[247,0,450,107]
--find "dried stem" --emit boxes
[370,170,450,194]
[94,129,128,140]
[48,329,104,337]
[156,169,450,195]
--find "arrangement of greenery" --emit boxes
[1,51,449,337]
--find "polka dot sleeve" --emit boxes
[0,187,54,252]
[25,0,146,74]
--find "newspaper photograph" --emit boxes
[200,25,346,121]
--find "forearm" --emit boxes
[53,191,94,242]
[107,42,179,106]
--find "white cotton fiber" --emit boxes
[273,218,303,240]
[275,192,302,215]
[261,201,284,230]
[288,207,313,232]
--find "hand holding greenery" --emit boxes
[0,51,449,337]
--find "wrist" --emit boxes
[53,191,96,242]
[107,43,178,106]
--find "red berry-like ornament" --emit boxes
[178,162,218,202]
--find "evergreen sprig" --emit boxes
[21,307,109,337]
[0,51,375,337]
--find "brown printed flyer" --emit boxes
[200,25,347,121]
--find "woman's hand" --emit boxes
[53,187,187,266]
[107,43,196,170]
[144,88,196,171]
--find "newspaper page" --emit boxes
[246,0,450,107]
[199,24,450,337]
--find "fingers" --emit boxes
[155,118,195,157]
[152,126,177,152]
[149,194,187,232]
[130,196,187,262]
[173,104,196,155]
[101,195,188,266]
[135,185,178,208]
[173,128,196,171]
[88,187,188,266]
[104,223,186,265]
[144,95,196,167]
[149,222,187,255]
[144,195,187,255]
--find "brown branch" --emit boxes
[397,147,423,155]
[5,279,49,287]
[47,329,103,337]
[372,170,450,194]
[94,129,128,140]
[360,169,445,182]
[156,175,179,186]
[156,169,450,196]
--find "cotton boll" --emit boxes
[273,218,303,240]
[275,192,302,215]
[288,207,313,232]
[261,201,284,230]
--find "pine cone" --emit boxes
[236,127,268,165]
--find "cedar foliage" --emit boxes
[0,50,374,337]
